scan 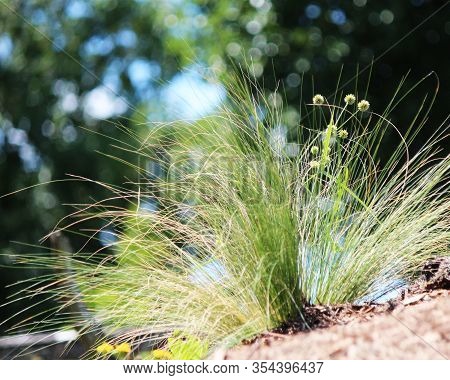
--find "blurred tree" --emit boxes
[0,0,211,332]
[0,0,448,333]
[214,0,449,155]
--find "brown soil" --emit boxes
[221,257,450,360]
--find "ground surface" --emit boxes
[221,258,450,360]
[222,290,449,359]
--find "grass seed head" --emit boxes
[357,99,370,112]
[338,129,349,139]
[310,146,319,155]
[344,94,356,105]
[312,94,325,105]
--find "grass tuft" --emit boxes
[4,71,449,358]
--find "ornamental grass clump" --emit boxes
[5,72,449,358]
